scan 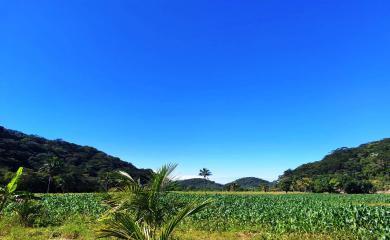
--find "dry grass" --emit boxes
[174,229,358,240]
[172,191,307,195]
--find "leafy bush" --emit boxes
[343,180,374,194]
[14,198,43,227]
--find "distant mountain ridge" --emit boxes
[174,177,273,191]
[174,178,224,190]
[0,126,151,192]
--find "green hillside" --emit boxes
[0,126,151,192]
[175,178,224,191]
[225,177,272,190]
[278,139,390,193]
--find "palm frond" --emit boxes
[147,164,177,213]
[118,171,135,182]
[99,213,150,240]
[111,170,145,208]
[118,171,143,193]
[159,199,212,240]
[150,164,177,194]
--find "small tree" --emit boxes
[225,183,240,192]
[13,192,42,227]
[329,177,342,193]
[199,168,212,179]
[294,177,313,192]
[99,172,119,192]
[40,156,63,193]
[343,179,374,194]
[279,178,292,193]
[259,183,270,192]
[313,177,332,193]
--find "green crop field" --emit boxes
[1,192,389,240]
[174,193,390,238]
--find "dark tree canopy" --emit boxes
[0,126,151,193]
[174,178,224,191]
[225,177,273,190]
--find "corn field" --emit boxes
[6,193,388,239]
[171,193,389,239]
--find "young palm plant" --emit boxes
[99,164,211,240]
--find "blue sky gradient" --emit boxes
[1,1,390,182]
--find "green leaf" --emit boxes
[6,167,23,194]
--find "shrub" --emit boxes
[343,180,374,194]
[14,199,43,227]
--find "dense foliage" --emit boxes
[278,140,390,193]
[0,126,151,193]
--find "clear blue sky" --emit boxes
[1,1,390,183]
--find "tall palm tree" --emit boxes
[40,156,63,193]
[99,164,211,240]
[199,168,212,179]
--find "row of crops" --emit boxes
[9,193,389,239]
[172,193,389,239]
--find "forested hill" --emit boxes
[174,178,224,191]
[278,139,390,192]
[226,177,273,190]
[0,126,151,192]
